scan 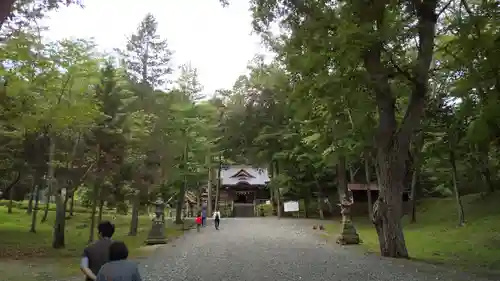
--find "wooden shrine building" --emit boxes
[218,165,270,217]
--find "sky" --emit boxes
[41,0,273,96]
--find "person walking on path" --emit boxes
[96,241,142,281]
[201,207,207,227]
[213,209,221,230]
[195,212,202,232]
[80,221,115,281]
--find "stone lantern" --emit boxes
[145,196,167,245]
[336,189,360,245]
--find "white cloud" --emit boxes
[41,0,273,95]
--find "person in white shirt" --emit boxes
[213,210,221,230]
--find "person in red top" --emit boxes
[195,212,202,232]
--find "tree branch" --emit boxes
[397,0,439,148]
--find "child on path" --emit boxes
[96,241,142,281]
[195,213,202,232]
[213,210,221,230]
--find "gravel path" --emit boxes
[138,218,497,281]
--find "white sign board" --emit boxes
[284,201,299,212]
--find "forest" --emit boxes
[0,0,500,277]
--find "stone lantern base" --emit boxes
[336,219,361,245]
[145,221,167,245]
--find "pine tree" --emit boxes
[119,13,173,89]
[176,63,204,101]
[87,61,130,242]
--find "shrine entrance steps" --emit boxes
[233,203,254,217]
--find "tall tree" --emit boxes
[119,13,173,89]
[176,63,204,101]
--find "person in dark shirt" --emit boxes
[80,221,115,281]
[201,208,207,226]
[96,241,142,281]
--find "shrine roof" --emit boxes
[219,165,270,186]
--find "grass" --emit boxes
[0,206,189,281]
[0,199,96,214]
[324,193,500,272]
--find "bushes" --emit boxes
[259,203,274,216]
[116,202,128,215]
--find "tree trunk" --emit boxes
[449,148,465,226]
[88,183,99,243]
[215,152,221,211]
[315,179,324,220]
[364,152,373,219]
[409,132,424,223]
[128,189,140,235]
[27,182,35,215]
[269,162,276,216]
[317,196,324,220]
[477,144,495,193]
[42,138,55,223]
[481,166,494,193]
[374,162,381,188]
[175,140,189,224]
[373,148,409,258]
[69,192,75,216]
[52,189,66,248]
[270,188,277,216]
[41,189,51,222]
[64,189,71,219]
[337,155,348,200]
[270,184,275,215]
[7,183,14,214]
[175,178,187,224]
[362,0,437,258]
[207,155,212,215]
[348,166,359,183]
[276,187,282,218]
[303,195,310,218]
[29,181,41,233]
[7,172,20,214]
[325,196,334,213]
[89,144,102,242]
[0,0,15,31]
[97,198,104,224]
[274,161,282,218]
[196,182,201,214]
[409,168,419,223]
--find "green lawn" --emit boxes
[325,193,500,272]
[0,206,188,281]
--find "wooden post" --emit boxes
[215,153,222,211]
[231,200,234,217]
[253,191,257,216]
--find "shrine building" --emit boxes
[217,165,270,217]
